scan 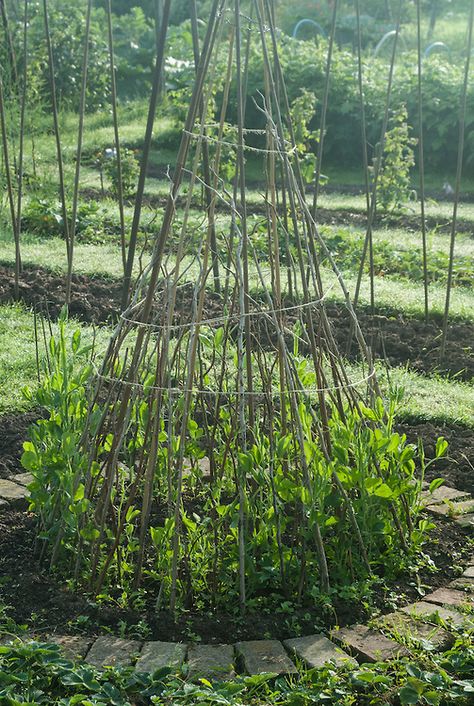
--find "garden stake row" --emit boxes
[416,0,429,323]
[0,75,18,298]
[65,0,92,306]
[354,0,403,317]
[311,0,338,216]
[121,0,172,309]
[106,0,127,273]
[42,0,70,267]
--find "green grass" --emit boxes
[32,101,174,159]
[0,304,109,414]
[1,304,472,426]
[0,229,130,278]
[378,364,474,427]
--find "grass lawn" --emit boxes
[1,303,472,426]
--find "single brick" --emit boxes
[376,612,452,650]
[283,634,356,669]
[456,514,474,529]
[236,640,297,675]
[463,566,474,578]
[426,500,474,517]
[85,636,141,668]
[332,625,409,663]
[52,635,93,661]
[135,641,187,673]
[0,479,29,508]
[421,486,469,505]
[187,644,234,681]
[424,587,473,609]
[183,457,211,479]
[401,601,470,628]
[8,473,34,487]
[449,577,474,591]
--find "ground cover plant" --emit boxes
[0,0,473,703]
[1,628,474,705]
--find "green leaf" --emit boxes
[373,483,394,499]
[435,437,448,458]
[429,478,445,493]
[399,685,421,705]
[126,506,140,523]
[80,526,100,541]
[276,435,291,458]
[238,452,253,476]
[214,326,224,348]
[74,483,85,502]
[71,329,81,353]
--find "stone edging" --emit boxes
[0,479,473,678]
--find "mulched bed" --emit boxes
[1,263,472,380]
[0,410,472,643]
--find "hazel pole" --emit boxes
[14,0,29,299]
[121,0,172,309]
[440,0,474,359]
[66,0,93,305]
[106,0,127,272]
[42,0,71,268]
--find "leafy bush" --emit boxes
[21,197,128,244]
[21,325,447,613]
[15,2,110,111]
[243,39,474,172]
[102,147,140,200]
[372,104,417,212]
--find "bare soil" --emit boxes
[1,263,472,380]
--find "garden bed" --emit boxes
[0,410,473,644]
[80,187,474,235]
[0,507,471,645]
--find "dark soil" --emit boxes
[0,263,123,324]
[0,411,473,643]
[327,304,474,381]
[398,419,474,495]
[0,410,43,480]
[1,263,473,380]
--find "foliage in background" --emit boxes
[10,2,109,111]
[2,1,473,174]
[372,104,417,212]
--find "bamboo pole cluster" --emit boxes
[1,0,472,612]
[42,0,427,614]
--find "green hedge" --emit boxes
[244,37,473,171]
